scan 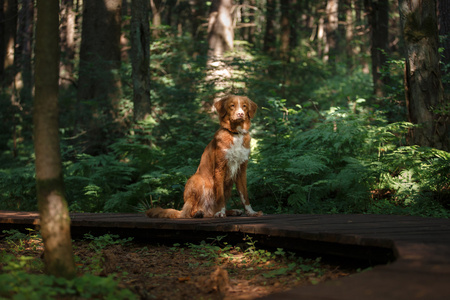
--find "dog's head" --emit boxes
[214,95,257,133]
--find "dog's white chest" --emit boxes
[224,134,250,179]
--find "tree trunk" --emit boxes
[150,0,162,38]
[438,0,450,93]
[207,0,234,97]
[399,0,449,151]
[189,0,206,42]
[34,0,76,279]
[355,0,370,73]
[324,0,339,64]
[280,0,290,61]
[263,0,276,56]
[131,0,151,122]
[345,0,355,69]
[77,0,122,154]
[365,0,389,98]
[16,0,34,103]
[208,0,234,58]
[60,0,77,89]
[0,0,17,84]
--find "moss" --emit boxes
[403,12,438,43]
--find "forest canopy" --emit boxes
[0,0,449,217]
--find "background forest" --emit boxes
[0,0,449,217]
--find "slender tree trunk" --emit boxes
[263,0,276,56]
[399,0,449,150]
[289,0,300,52]
[207,0,234,97]
[0,0,16,84]
[34,0,76,279]
[438,0,450,93]
[345,0,355,69]
[77,0,122,154]
[324,0,339,64]
[60,0,76,88]
[208,0,234,58]
[16,0,34,103]
[365,0,389,98]
[280,0,290,61]
[150,0,162,38]
[131,0,151,122]
[355,0,370,73]
[189,0,206,42]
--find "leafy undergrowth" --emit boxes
[0,230,356,299]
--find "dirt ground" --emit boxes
[76,237,354,299]
[1,233,355,299]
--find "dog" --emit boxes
[146,95,263,218]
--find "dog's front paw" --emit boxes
[247,211,263,217]
[214,209,226,218]
[227,209,243,216]
[245,205,263,217]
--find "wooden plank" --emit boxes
[261,263,450,300]
[2,210,450,299]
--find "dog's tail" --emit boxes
[146,201,199,219]
[145,207,183,219]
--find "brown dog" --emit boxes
[146,95,263,218]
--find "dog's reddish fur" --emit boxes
[146,95,263,219]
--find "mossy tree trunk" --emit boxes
[399,0,449,151]
[34,0,75,279]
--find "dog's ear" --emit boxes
[246,97,258,118]
[214,96,230,118]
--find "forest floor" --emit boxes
[1,231,357,299]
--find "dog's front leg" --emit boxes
[236,163,263,217]
[213,170,227,218]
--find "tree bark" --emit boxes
[77,0,122,154]
[263,0,276,56]
[365,0,389,98]
[0,0,16,84]
[150,0,162,38]
[207,0,234,97]
[15,0,34,103]
[34,0,76,279]
[399,0,449,150]
[189,0,206,42]
[60,0,77,88]
[438,0,450,93]
[280,0,290,61]
[344,0,355,69]
[324,0,339,64]
[131,0,151,122]
[208,0,234,58]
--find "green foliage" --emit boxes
[83,233,134,252]
[249,98,449,216]
[0,232,136,299]
[2,228,42,252]
[172,235,328,280]
[0,270,137,300]
[0,27,448,218]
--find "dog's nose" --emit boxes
[236,112,244,118]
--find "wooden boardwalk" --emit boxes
[1,211,450,299]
